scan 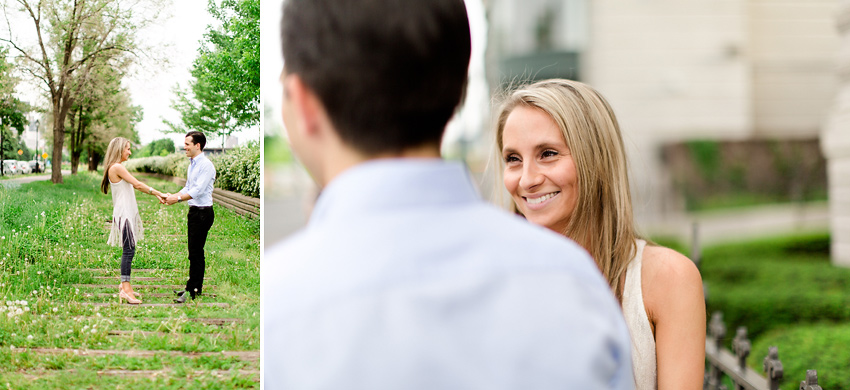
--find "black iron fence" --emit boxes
[703,311,823,390]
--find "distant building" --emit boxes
[20,115,44,156]
[204,136,242,156]
[225,135,239,149]
[824,2,850,267]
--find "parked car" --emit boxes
[28,160,43,173]
[1,160,18,176]
[17,160,32,174]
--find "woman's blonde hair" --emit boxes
[100,137,130,194]
[494,79,639,300]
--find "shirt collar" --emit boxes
[191,152,206,164]
[309,159,481,227]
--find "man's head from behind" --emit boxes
[280,0,471,182]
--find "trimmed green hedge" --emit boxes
[701,233,845,342]
[699,233,850,388]
[124,142,259,198]
[210,141,260,198]
[751,322,850,390]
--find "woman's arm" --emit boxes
[642,246,706,390]
[112,163,166,199]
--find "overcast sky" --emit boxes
[4,0,259,149]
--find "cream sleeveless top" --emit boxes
[621,239,656,389]
[107,174,144,247]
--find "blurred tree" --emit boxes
[135,137,176,158]
[84,98,142,171]
[166,0,259,148]
[0,46,27,173]
[0,0,166,183]
[66,58,140,173]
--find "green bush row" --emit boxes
[124,141,259,198]
[699,233,850,389]
[701,233,843,342]
[751,322,850,390]
[211,141,260,198]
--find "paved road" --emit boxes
[0,170,72,188]
[263,164,315,248]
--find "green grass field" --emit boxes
[0,171,259,388]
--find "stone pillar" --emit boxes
[823,1,850,267]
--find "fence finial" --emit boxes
[709,311,726,352]
[732,326,751,371]
[763,346,783,390]
[800,370,822,390]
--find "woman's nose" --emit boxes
[519,162,544,190]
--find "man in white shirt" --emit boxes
[166,131,216,303]
[263,0,634,388]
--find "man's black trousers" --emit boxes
[186,206,214,299]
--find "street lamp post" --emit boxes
[34,119,40,173]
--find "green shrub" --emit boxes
[264,135,293,165]
[210,141,260,198]
[166,153,190,179]
[751,322,850,390]
[700,233,850,388]
[125,143,259,198]
[702,233,844,342]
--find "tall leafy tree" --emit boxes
[83,99,141,171]
[134,137,175,158]
[167,0,259,146]
[0,46,27,174]
[66,56,138,173]
[0,0,165,183]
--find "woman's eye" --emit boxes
[504,155,520,164]
[542,150,558,158]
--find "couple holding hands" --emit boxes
[99,131,216,305]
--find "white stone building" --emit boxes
[823,1,850,266]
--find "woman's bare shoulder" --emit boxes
[641,244,704,311]
[643,245,700,279]
[110,163,129,174]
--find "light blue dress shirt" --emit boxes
[263,159,634,390]
[179,152,216,207]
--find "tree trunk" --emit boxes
[70,153,80,174]
[0,126,4,177]
[88,147,102,171]
[51,92,73,184]
[69,106,79,175]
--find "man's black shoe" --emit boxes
[174,294,188,304]
[173,290,186,298]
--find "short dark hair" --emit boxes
[185,131,207,151]
[281,0,471,155]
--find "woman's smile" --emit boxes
[501,105,578,234]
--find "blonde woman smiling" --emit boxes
[496,79,706,389]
